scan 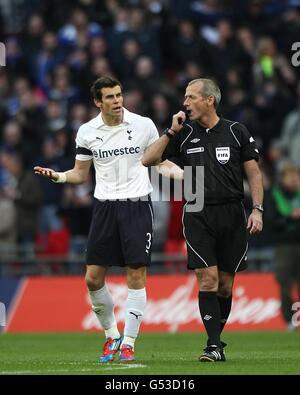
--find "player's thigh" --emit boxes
[119,199,153,266]
[86,200,125,267]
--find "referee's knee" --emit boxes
[217,284,232,298]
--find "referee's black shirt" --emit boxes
[162,117,259,205]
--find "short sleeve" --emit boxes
[146,118,160,147]
[238,123,259,162]
[75,126,93,161]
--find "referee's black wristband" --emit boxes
[164,128,176,139]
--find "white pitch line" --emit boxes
[102,363,147,371]
[0,364,147,375]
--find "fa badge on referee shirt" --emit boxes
[216,147,230,164]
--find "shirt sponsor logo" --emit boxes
[187,147,204,154]
[93,146,140,159]
[216,147,230,164]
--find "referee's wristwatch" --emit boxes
[252,204,264,213]
[164,128,176,139]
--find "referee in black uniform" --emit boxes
[142,78,263,362]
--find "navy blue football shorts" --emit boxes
[86,196,153,267]
[182,201,248,273]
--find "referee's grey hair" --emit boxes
[188,78,221,109]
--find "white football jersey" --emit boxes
[75,108,159,200]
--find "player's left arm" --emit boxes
[243,159,264,234]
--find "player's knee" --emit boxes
[85,273,104,291]
[127,267,146,288]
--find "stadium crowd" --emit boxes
[0,0,300,275]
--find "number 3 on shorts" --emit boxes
[145,232,152,254]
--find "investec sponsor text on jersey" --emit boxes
[93,146,140,159]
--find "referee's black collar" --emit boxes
[195,115,224,133]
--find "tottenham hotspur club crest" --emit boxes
[127,130,133,140]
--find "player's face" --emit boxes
[96,85,124,117]
[183,83,213,121]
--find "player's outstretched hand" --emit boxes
[34,166,59,182]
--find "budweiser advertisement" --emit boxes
[5,274,287,332]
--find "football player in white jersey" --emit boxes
[34,76,182,363]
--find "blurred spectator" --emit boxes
[148,93,174,132]
[0,151,43,253]
[61,173,94,272]
[277,81,300,167]
[265,163,300,330]
[48,65,80,115]
[0,174,17,257]
[15,89,47,165]
[57,7,103,47]
[21,13,45,73]
[4,36,29,78]
[34,137,71,239]
[45,99,67,133]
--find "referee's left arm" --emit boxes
[244,160,264,234]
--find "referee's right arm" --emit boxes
[142,111,185,166]
[34,159,92,185]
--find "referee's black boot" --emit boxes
[207,339,227,349]
[199,345,226,362]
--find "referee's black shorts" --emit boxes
[86,196,153,267]
[182,201,248,273]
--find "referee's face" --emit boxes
[183,82,212,121]
[95,85,124,118]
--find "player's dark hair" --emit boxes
[91,76,122,101]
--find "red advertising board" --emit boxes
[5,274,287,332]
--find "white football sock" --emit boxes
[122,288,147,349]
[88,285,120,338]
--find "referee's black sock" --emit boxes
[218,294,232,334]
[198,291,221,347]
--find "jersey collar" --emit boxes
[196,115,224,133]
[90,108,132,129]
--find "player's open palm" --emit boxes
[34,166,59,182]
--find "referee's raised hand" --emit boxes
[34,166,59,182]
[170,110,186,133]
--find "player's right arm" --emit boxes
[34,159,92,185]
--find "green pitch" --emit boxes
[0,332,299,375]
